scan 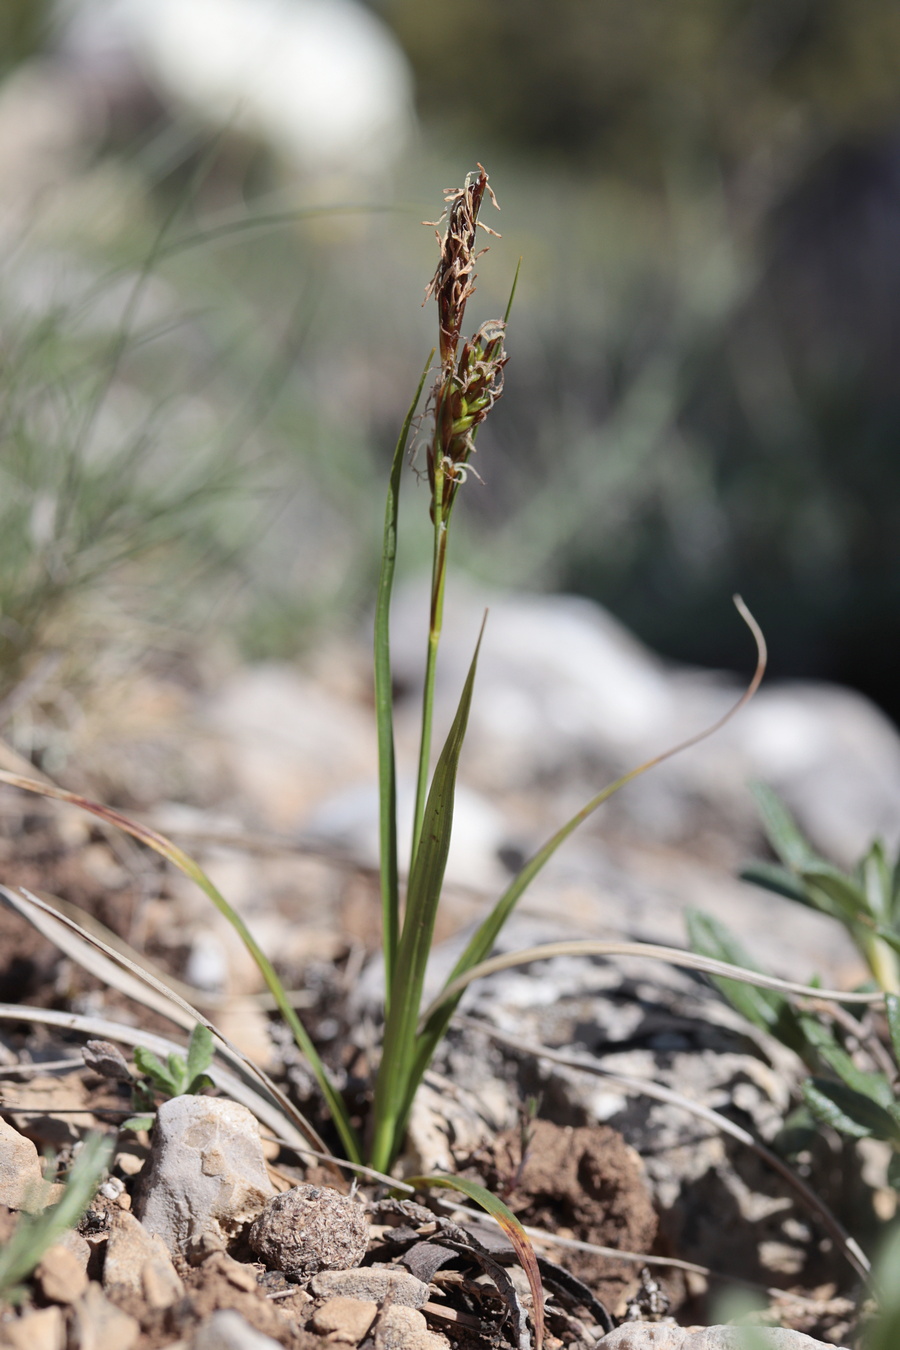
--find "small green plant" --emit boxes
[0,1133,113,1302]
[688,783,900,1183]
[123,1023,216,1131]
[0,168,769,1349]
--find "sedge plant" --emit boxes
[0,170,774,1331]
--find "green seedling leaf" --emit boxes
[750,783,822,871]
[0,768,361,1164]
[739,861,810,905]
[122,1114,155,1133]
[167,1052,189,1094]
[186,1023,215,1085]
[404,1174,544,1350]
[133,1045,177,1094]
[370,624,485,1173]
[186,1073,215,1094]
[886,995,900,1067]
[802,1077,900,1143]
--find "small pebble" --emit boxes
[311,1267,429,1308]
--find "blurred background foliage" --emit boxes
[1,0,900,726]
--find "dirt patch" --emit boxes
[470,1118,658,1316]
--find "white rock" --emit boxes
[596,1324,848,1349]
[136,1096,276,1256]
[389,579,900,864]
[205,663,375,830]
[60,0,414,179]
[0,1117,45,1210]
[103,1208,185,1308]
[190,1310,283,1350]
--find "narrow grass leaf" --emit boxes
[403,1174,544,1350]
[0,1132,113,1300]
[375,352,433,997]
[797,1021,894,1107]
[414,602,766,1075]
[0,773,361,1163]
[370,623,484,1173]
[1,887,329,1157]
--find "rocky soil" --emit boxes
[3,582,897,1349]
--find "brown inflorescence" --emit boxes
[423,166,508,518]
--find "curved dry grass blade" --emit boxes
[421,939,883,1027]
[404,1174,544,1350]
[376,350,435,999]
[438,1200,844,1310]
[0,771,361,1162]
[0,1002,318,1154]
[0,886,328,1157]
[458,1015,870,1283]
[46,894,313,1013]
[415,599,768,1064]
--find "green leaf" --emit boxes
[122,1114,155,1133]
[860,840,893,923]
[0,1133,113,1299]
[800,865,871,923]
[133,1046,177,1094]
[802,1078,900,1142]
[797,1018,894,1107]
[886,995,900,1068]
[186,1023,215,1085]
[166,1052,188,1095]
[370,625,485,1173]
[750,783,821,870]
[374,353,433,999]
[887,1151,900,1193]
[403,1174,544,1350]
[185,1073,215,1095]
[686,910,785,1031]
[739,861,810,905]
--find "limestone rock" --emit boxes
[249,1185,368,1276]
[0,1118,44,1210]
[596,1326,849,1350]
[103,1208,184,1308]
[310,1297,378,1342]
[69,1283,140,1350]
[310,1267,430,1308]
[190,1309,284,1350]
[35,1243,89,1303]
[376,1305,449,1350]
[136,1096,276,1256]
[0,1305,65,1350]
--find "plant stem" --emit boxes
[411,457,448,863]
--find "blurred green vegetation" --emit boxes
[2,1,900,724]
[381,0,900,716]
